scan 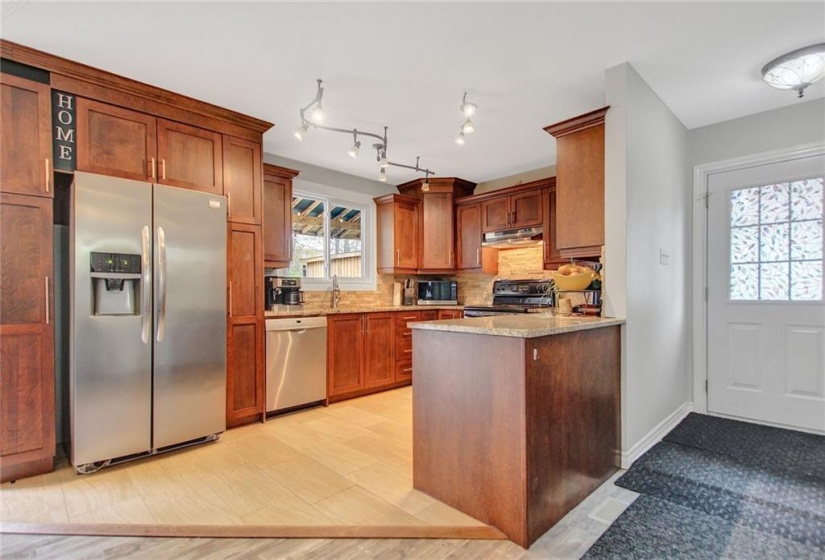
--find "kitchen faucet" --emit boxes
[332,274,341,309]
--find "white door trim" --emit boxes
[691,141,825,413]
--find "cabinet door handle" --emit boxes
[150,157,157,180]
[365,316,369,335]
[401,367,412,373]
[227,192,232,217]
[44,159,50,193]
[44,276,50,324]
[476,248,480,266]
[403,349,412,354]
[512,210,516,224]
[396,249,400,265]
[228,281,233,317]
[161,158,167,180]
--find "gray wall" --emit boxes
[264,154,396,198]
[605,63,692,458]
[690,98,825,166]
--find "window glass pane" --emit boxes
[731,227,758,264]
[791,178,823,220]
[759,183,789,224]
[730,187,760,226]
[729,178,823,302]
[289,196,326,278]
[790,220,823,261]
[730,264,758,300]
[759,223,789,262]
[791,261,823,301]
[759,262,789,300]
[328,205,363,279]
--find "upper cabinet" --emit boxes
[480,188,543,232]
[262,163,299,268]
[375,194,420,274]
[0,74,53,198]
[77,98,224,194]
[544,107,608,259]
[395,177,476,273]
[223,136,262,224]
[455,200,498,274]
[543,186,567,269]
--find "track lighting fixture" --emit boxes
[294,79,435,182]
[455,131,466,145]
[460,92,477,118]
[293,122,309,142]
[421,171,431,192]
[462,119,475,134]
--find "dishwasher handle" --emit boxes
[266,317,327,331]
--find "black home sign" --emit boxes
[52,90,76,172]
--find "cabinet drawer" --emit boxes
[395,312,421,329]
[396,360,413,382]
[396,336,413,358]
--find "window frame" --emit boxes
[284,180,376,292]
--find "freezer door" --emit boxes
[153,184,227,448]
[71,172,153,467]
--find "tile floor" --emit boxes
[0,387,639,558]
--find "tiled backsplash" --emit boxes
[296,245,554,310]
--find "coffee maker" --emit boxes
[265,276,304,309]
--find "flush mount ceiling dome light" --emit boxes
[762,43,825,98]
[294,79,435,183]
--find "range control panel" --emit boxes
[90,252,141,274]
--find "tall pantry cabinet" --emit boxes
[0,71,55,482]
[0,39,275,480]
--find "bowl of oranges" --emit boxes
[549,263,598,291]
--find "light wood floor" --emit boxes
[0,387,638,558]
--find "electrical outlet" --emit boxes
[659,248,670,265]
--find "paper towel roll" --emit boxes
[392,282,403,306]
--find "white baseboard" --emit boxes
[621,402,693,469]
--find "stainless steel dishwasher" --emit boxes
[265,316,327,413]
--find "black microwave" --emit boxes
[417,280,458,304]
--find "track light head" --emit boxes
[455,131,466,145]
[460,92,477,118]
[378,167,387,182]
[293,123,309,142]
[462,118,475,134]
[348,141,361,158]
[310,105,325,124]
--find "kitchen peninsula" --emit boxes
[411,315,623,547]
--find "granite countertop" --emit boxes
[409,313,625,338]
[264,304,465,318]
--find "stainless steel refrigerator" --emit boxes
[70,172,226,473]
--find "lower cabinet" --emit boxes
[328,312,398,402]
[0,193,55,482]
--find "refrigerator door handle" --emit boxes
[141,225,152,344]
[156,225,167,342]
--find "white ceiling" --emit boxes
[3,2,824,184]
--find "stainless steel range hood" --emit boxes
[481,227,543,248]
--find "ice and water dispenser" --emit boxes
[90,252,142,315]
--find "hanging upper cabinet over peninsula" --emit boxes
[543,107,608,259]
[76,98,223,194]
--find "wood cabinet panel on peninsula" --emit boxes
[544,107,608,259]
[263,164,299,268]
[0,193,55,482]
[0,73,52,198]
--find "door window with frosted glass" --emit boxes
[729,177,823,301]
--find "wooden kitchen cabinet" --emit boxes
[481,188,542,232]
[77,98,224,194]
[328,312,405,402]
[375,194,420,274]
[263,164,299,268]
[456,201,498,273]
[0,193,55,482]
[419,192,455,270]
[223,136,262,224]
[544,108,608,258]
[0,73,53,198]
[226,223,264,427]
[543,185,567,269]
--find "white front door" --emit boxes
[707,154,825,432]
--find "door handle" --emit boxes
[161,158,167,180]
[44,159,50,193]
[149,157,157,180]
[476,248,480,266]
[156,226,167,342]
[141,225,151,344]
[396,249,400,265]
[226,192,232,217]
[44,277,50,324]
[228,281,233,316]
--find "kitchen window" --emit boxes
[276,187,375,290]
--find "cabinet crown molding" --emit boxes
[455,176,555,205]
[396,177,477,198]
[543,107,609,138]
[263,163,300,179]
